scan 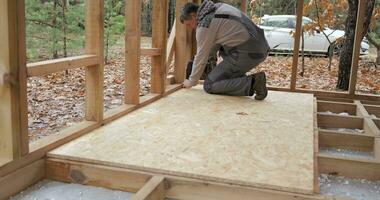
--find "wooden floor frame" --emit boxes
[2,88,380,200]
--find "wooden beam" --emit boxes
[45,158,339,200]
[319,130,374,152]
[166,21,176,77]
[317,113,363,130]
[317,101,356,115]
[267,86,380,102]
[290,0,304,91]
[151,0,168,94]
[312,99,319,193]
[46,158,151,193]
[141,48,162,56]
[132,176,166,200]
[85,0,104,122]
[27,55,98,77]
[125,0,141,104]
[0,159,45,200]
[166,177,338,200]
[174,0,188,83]
[348,0,366,94]
[318,153,380,181]
[29,121,99,152]
[0,0,28,164]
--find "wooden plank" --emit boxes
[29,121,99,152]
[348,0,366,94]
[319,130,374,152]
[318,153,380,181]
[151,0,168,94]
[27,55,98,77]
[290,0,304,90]
[46,158,151,193]
[317,113,363,130]
[0,159,45,200]
[375,138,380,161]
[0,0,28,164]
[361,100,380,106]
[132,176,166,200]
[354,100,369,117]
[174,0,188,83]
[268,86,380,102]
[166,21,176,77]
[312,99,319,193]
[364,105,380,118]
[103,104,137,124]
[317,101,356,115]
[125,0,141,104]
[85,0,104,122]
[15,0,29,156]
[166,177,341,200]
[317,97,354,103]
[0,0,16,166]
[45,158,339,200]
[141,48,162,56]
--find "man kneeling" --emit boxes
[181,0,270,100]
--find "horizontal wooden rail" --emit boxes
[26,54,98,77]
[141,48,162,56]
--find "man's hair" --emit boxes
[180,3,199,23]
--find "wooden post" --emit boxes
[151,0,168,94]
[125,0,141,104]
[290,0,304,91]
[174,0,188,83]
[85,0,104,122]
[348,0,366,95]
[0,0,28,164]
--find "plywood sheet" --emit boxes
[49,86,315,194]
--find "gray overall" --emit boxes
[203,13,270,96]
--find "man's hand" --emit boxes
[183,79,193,88]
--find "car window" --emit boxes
[288,17,312,28]
[261,18,289,28]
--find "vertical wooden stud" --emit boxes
[85,0,104,122]
[0,0,28,164]
[151,0,168,94]
[174,0,188,83]
[348,0,366,95]
[125,0,141,104]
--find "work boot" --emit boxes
[252,72,268,100]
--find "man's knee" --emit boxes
[203,78,213,94]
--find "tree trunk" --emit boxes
[62,0,67,58]
[52,0,59,59]
[336,0,375,90]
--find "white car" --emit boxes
[258,15,370,56]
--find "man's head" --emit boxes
[180,3,199,29]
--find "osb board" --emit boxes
[48,86,315,194]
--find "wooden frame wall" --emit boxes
[1,0,379,198]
